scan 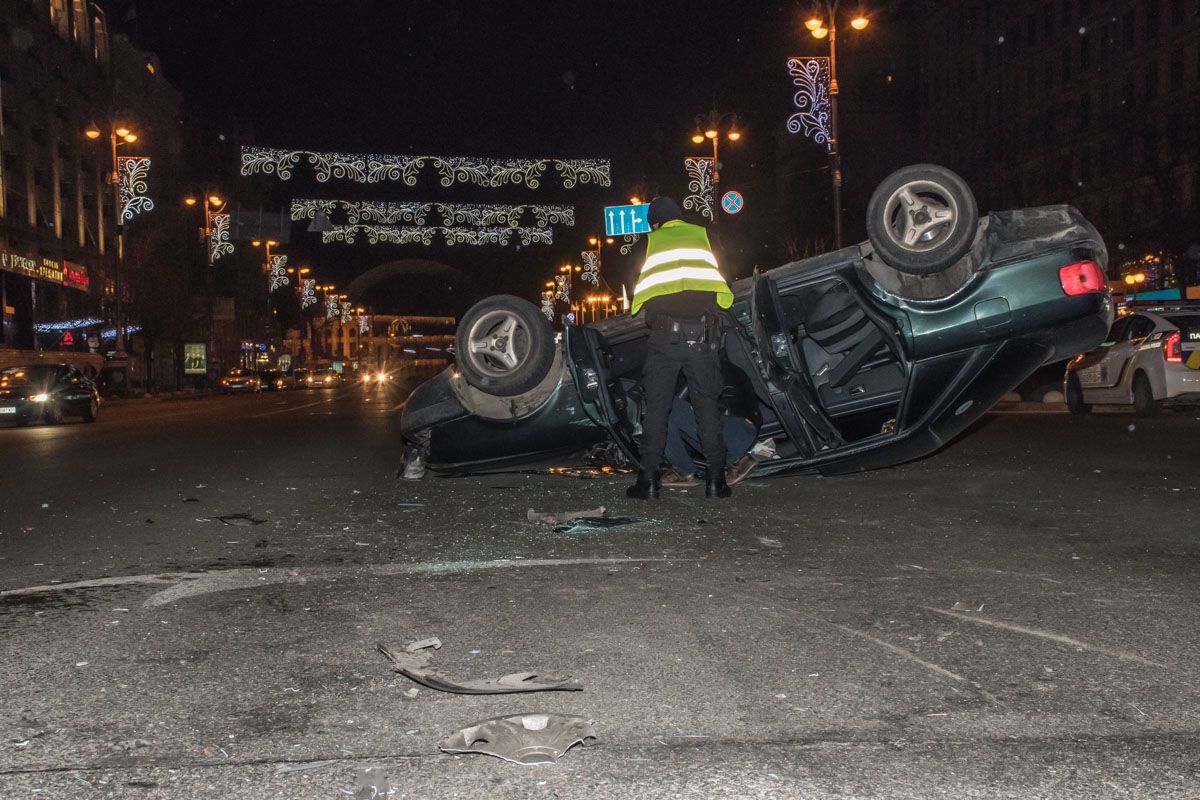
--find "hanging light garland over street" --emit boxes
[321,225,554,247]
[290,200,574,229]
[580,250,600,286]
[242,147,610,189]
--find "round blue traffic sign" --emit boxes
[721,190,744,214]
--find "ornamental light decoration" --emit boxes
[580,250,600,286]
[320,225,553,247]
[619,234,641,256]
[209,213,234,262]
[683,157,715,221]
[117,156,154,222]
[540,290,555,321]
[786,57,833,150]
[358,315,370,335]
[269,255,290,291]
[340,302,353,325]
[243,147,610,189]
[326,294,340,320]
[554,274,570,302]
[300,279,317,309]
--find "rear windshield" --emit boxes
[1164,315,1200,342]
[1,365,59,384]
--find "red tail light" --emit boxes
[1164,330,1183,363]
[1058,261,1105,296]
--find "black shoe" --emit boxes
[626,470,661,499]
[705,471,732,498]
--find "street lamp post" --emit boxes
[184,193,227,381]
[84,121,140,358]
[690,110,742,225]
[806,2,870,248]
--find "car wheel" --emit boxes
[83,398,99,423]
[866,164,979,276]
[1065,373,1091,415]
[454,295,555,396]
[42,402,63,425]
[1132,372,1160,417]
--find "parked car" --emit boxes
[220,368,261,393]
[0,363,100,425]
[1064,304,1200,415]
[401,165,1112,477]
[259,368,296,391]
[303,367,342,388]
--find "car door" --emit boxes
[59,367,93,412]
[746,270,843,458]
[1077,316,1132,389]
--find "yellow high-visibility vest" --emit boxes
[630,220,734,316]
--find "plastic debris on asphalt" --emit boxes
[527,506,606,524]
[439,714,598,765]
[405,636,442,652]
[199,513,266,526]
[553,517,643,534]
[376,642,582,695]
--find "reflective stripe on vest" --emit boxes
[631,221,733,315]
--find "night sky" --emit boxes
[116,1,913,315]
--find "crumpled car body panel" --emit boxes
[439,714,598,765]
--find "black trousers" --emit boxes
[638,331,726,477]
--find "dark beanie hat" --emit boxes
[647,196,684,227]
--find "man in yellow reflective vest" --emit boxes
[626,196,735,500]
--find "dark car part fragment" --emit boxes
[439,714,598,765]
[454,295,556,396]
[866,164,978,276]
[376,643,583,694]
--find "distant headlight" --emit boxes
[362,374,371,383]
[377,373,388,382]
[275,380,283,387]
[32,393,49,402]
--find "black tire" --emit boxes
[866,164,979,276]
[82,397,99,423]
[1065,373,1091,415]
[1132,372,1160,417]
[454,295,555,397]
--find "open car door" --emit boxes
[742,269,844,459]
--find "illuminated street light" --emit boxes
[690,109,743,225]
[184,197,198,206]
[83,119,144,359]
[805,1,873,248]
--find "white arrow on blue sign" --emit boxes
[604,203,651,237]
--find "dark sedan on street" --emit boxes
[259,369,296,391]
[219,368,261,393]
[401,165,1113,478]
[0,364,100,426]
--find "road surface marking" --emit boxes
[251,393,345,418]
[924,607,1166,668]
[142,557,686,607]
[827,622,1005,706]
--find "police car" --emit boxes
[1064,304,1200,415]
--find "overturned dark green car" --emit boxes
[401,165,1112,477]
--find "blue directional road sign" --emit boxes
[721,190,744,214]
[604,203,651,237]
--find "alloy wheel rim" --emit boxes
[466,310,531,377]
[883,180,959,253]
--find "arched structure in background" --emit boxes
[344,259,470,306]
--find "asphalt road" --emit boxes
[1,387,1198,798]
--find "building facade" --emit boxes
[0,0,182,372]
[917,0,1200,286]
